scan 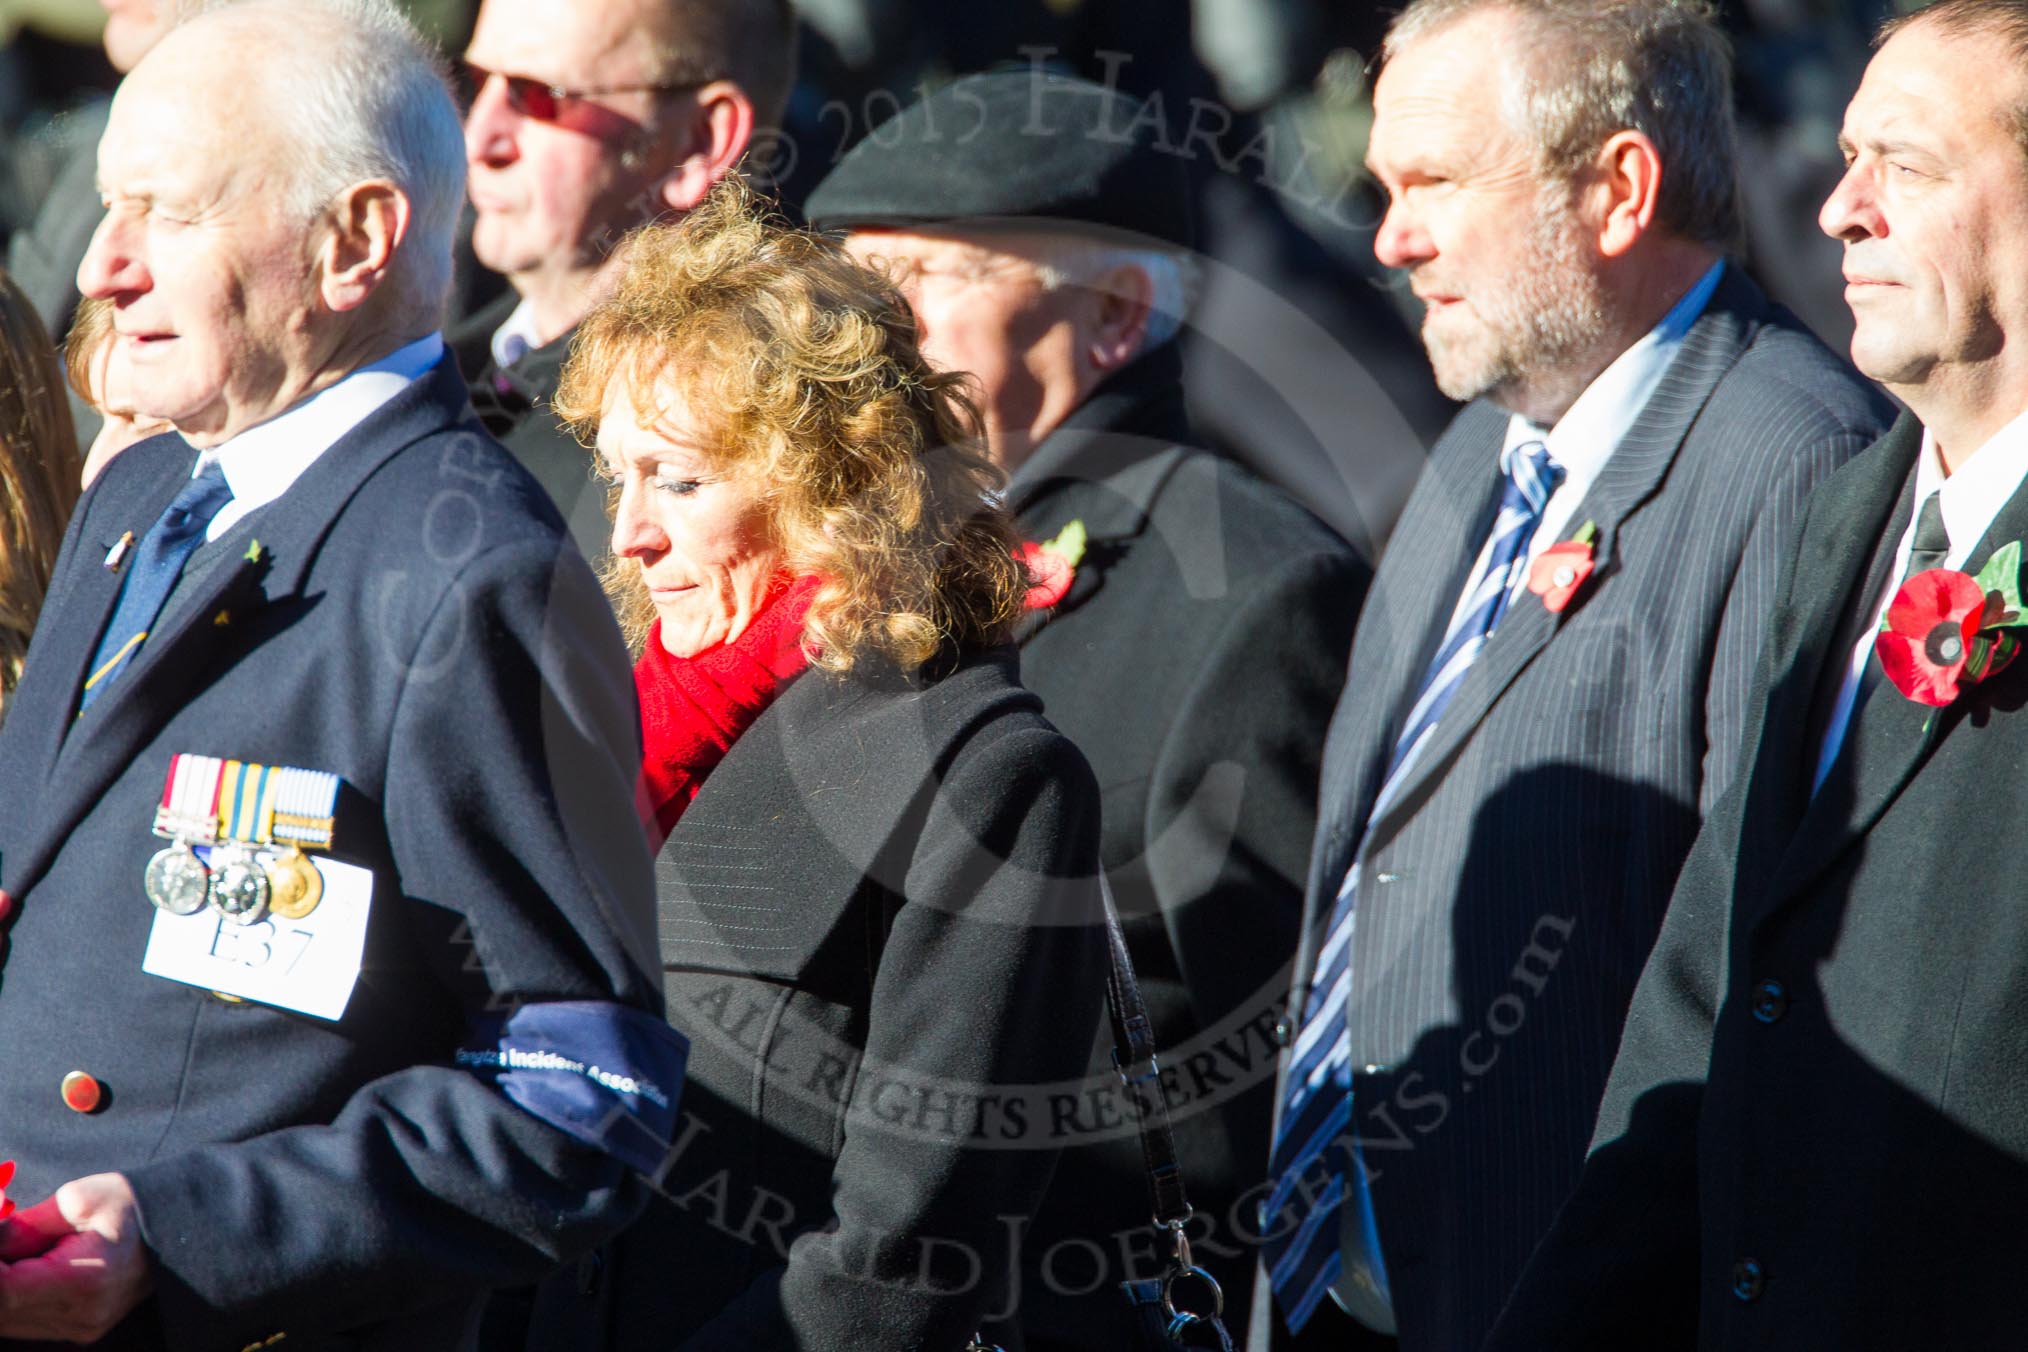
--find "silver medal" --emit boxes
[207,843,271,925]
[144,842,212,916]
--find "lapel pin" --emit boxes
[213,610,231,627]
[104,531,135,573]
[244,539,263,565]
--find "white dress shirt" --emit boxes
[1812,408,2028,791]
[195,333,444,541]
[1441,261,1728,637]
[489,299,544,370]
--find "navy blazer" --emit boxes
[1248,269,1893,1352]
[0,358,665,1350]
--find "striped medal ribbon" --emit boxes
[145,754,226,916]
[209,760,279,926]
[266,766,339,920]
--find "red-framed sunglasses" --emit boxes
[463,62,708,136]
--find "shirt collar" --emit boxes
[1915,405,2028,568]
[490,299,545,370]
[1502,259,1726,474]
[196,334,444,510]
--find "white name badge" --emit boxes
[143,853,373,1021]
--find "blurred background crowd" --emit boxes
[0,0,1908,559]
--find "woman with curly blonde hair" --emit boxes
[529,181,1109,1350]
[0,269,80,707]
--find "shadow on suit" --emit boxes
[1488,464,2028,1346]
[1247,765,1700,1352]
[1351,765,1698,1349]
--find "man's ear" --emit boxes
[656,81,759,214]
[1087,262,1155,375]
[320,180,410,312]
[1592,129,1664,259]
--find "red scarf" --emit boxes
[634,575,819,845]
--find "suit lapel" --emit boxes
[1362,276,1760,845]
[1751,420,1921,836]
[1767,415,2027,907]
[1021,443,1190,630]
[1310,409,1501,887]
[2,358,475,899]
[1010,348,1197,642]
[4,435,192,808]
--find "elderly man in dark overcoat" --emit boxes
[0,2,680,1346]
[805,69,1371,1346]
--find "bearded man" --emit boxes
[1247,3,1891,1350]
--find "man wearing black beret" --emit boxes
[807,68,1372,1349]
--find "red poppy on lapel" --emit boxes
[1528,521,1597,613]
[0,1159,15,1221]
[1017,519,1088,611]
[1876,545,2026,707]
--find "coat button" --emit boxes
[575,1250,603,1297]
[1731,1258,1765,1301]
[61,1071,103,1113]
[1750,980,1788,1024]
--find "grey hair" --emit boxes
[1384,0,1743,252]
[1031,242,1202,351]
[178,0,467,321]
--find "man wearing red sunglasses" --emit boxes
[450,0,794,565]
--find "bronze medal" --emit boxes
[264,846,323,920]
[144,843,211,916]
[207,843,270,926]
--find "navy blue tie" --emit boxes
[1263,440,1562,1333]
[79,461,234,711]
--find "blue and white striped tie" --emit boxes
[1262,439,1563,1333]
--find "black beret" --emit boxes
[803,68,1196,250]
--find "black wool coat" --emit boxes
[1489,413,2028,1351]
[527,647,1112,1351]
[1006,343,1371,1347]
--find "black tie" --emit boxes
[1848,491,1950,719]
[1902,490,1951,582]
[1807,490,1950,790]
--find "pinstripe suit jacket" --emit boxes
[1249,269,1892,1352]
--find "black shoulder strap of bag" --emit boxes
[1099,873,1192,1229]
[1100,875,1231,1348]
[968,877,1230,1352]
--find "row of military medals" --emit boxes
[145,755,337,925]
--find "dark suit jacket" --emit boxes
[0,358,665,1350]
[1008,343,1370,1347]
[1489,413,2028,1351]
[1249,269,1892,1352]
[526,648,1111,1351]
[448,293,613,568]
